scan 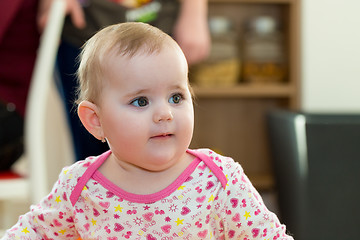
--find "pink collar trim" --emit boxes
[70,149,227,205]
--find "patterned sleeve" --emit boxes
[1,166,79,240]
[219,160,294,240]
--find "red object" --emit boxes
[0,170,23,179]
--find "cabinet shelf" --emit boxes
[192,84,295,98]
[248,173,275,191]
[190,0,300,192]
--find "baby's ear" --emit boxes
[78,101,103,140]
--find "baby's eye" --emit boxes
[169,93,183,104]
[130,97,149,107]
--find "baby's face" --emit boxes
[97,46,194,171]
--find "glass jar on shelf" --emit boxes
[241,15,286,84]
[191,16,241,87]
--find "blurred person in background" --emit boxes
[0,0,40,171]
[0,0,82,171]
[39,0,211,161]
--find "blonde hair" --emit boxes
[76,22,181,105]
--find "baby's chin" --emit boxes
[141,151,190,171]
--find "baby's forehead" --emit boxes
[115,40,178,58]
[101,45,188,85]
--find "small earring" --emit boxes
[101,137,106,143]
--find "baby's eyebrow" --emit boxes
[169,84,188,92]
[124,89,149,99]
[124,83,188,99]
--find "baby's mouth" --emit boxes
[151,133,173,139]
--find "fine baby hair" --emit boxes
[76,22,180,105]
[2,22,293,239]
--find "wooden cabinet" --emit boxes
[189,0,300,190]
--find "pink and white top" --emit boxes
[2,149,293,239]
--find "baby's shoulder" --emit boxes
[57,156,99,189]
[194,148,245,178]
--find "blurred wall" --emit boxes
[301,0,360,113]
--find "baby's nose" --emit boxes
[153,104,173,123]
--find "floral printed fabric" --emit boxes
[2,149,293,239]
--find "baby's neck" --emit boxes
[98,152,194,195]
